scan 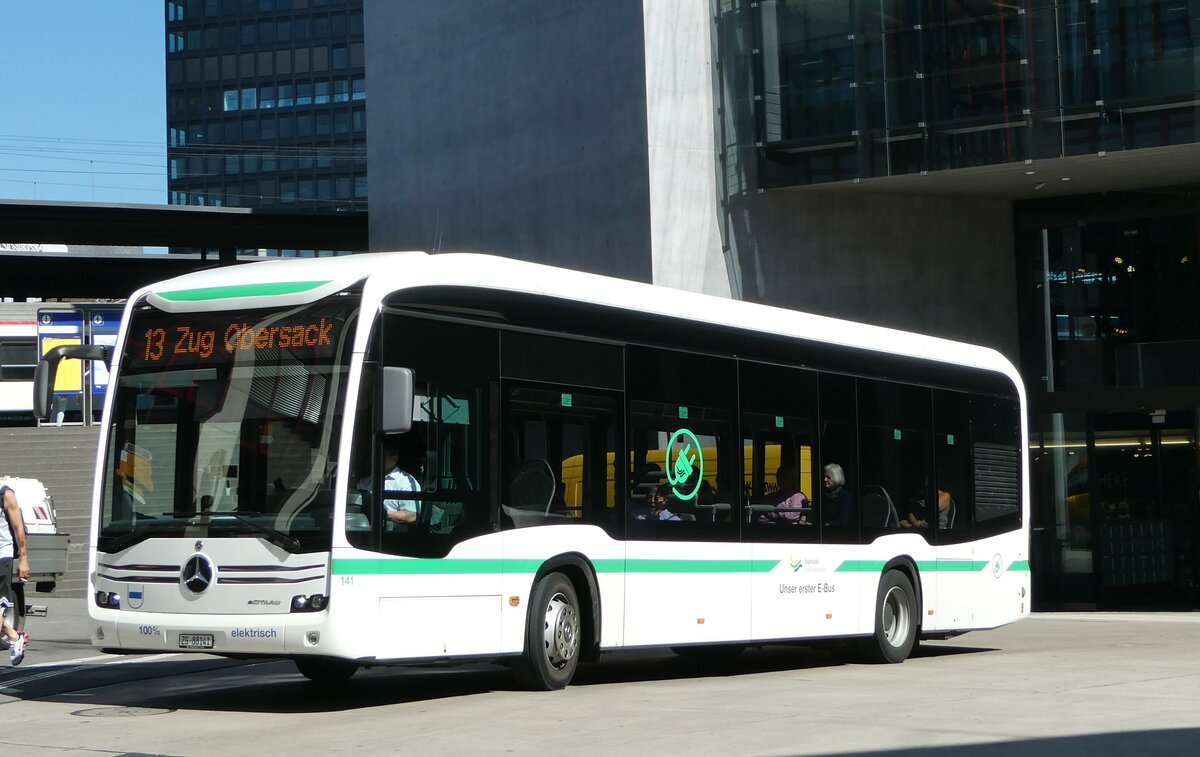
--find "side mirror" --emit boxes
[34,344,112,420]
[380,366,414,433]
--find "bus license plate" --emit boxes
[178,633,214,649]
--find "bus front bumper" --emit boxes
[89,607,332,657]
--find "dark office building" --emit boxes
[365,1,1200,609]
[165,0,366,251]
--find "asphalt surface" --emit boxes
[0,599,1198,756]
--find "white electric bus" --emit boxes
[38,252,1029,688]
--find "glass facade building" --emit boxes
[165,0,366,254]
[1016,190,1200,609]
[717,0,1200,187]
[714,0,1200,608]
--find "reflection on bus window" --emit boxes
[503,385,618,530]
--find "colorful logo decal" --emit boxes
[789,557,803,572]
[665,428,703,501]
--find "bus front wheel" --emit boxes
[294,656,358,685]
[858,570,917,664]
[515,571,581,690]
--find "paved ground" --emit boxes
[0,601,1198,756]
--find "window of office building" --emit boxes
[168,0,368,216]
[1016,190,1200,609]
[714,0,1200,189]
[1018,207,1200,391]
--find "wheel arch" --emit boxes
[880,555,923,631]
[529,553,602,663]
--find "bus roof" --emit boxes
[136,251,1021,390]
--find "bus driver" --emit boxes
[366,436,442,530]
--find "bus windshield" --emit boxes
[98,291,360,554]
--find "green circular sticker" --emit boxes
[665,428,703,501]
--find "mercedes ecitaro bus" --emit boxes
[36,252,1029,688]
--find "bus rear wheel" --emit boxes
[294,656,358,685]
[515,571,581,690]
[858,569,917,664]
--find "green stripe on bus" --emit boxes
[839,560,990,573]
[618,559,778,573]
[923,560,1028,572]
[332,558,780,576]
[933,560,990,572]
[333,558,507,575]
[333,557,1023,577]
[158,280,332,302]
[835,560,888,572]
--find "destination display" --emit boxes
[123,302,352,372]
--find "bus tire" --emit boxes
[294,656,358,685]
[515,571,581,690]
[858,569,917,664]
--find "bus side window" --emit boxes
[970,394,1022,540]
[501,384,619,531]
[625,346,737,541]
[362,312,497,558]
[819,373,858,544]
[934,390,971,543]
[857,379,932,538]
[498,330,624,537]
[739,360,818,543]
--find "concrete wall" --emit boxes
[642,0,730,297]
[364,1,655,280]
[728,190,1021,361]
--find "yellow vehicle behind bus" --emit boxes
[560,445,813,512]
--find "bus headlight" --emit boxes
[291,593,328,613]
[94,591,121,609]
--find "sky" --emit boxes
[0,2,166,205]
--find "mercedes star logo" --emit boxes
[182,554,215,594]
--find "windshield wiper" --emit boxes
[204,511,301,553]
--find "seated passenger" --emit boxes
[758,463,811,525]
[822,463,855,528]
[901,486,953,529]
[936,489,956,529]
[650,485,682,521]
[629,489,654,522]
[627,463,664,522]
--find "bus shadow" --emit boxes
[796,728,1200,757]
[576,640,996,687]
[579,644,847,686]
[911,640,997,658]
[28,640,997,714]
